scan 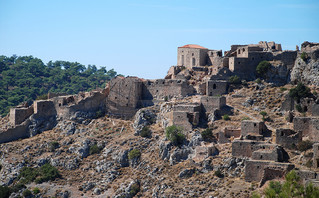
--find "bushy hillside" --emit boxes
[0,55,119,116]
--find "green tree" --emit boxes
[165,125,185,146]
[256,60,271,78]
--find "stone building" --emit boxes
[177,44,223,68]
[313,143,319,169]
[275,128,302,149]
[241,120,270,138]
[293,117,319,141]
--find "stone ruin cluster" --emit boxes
[1,41,319,187]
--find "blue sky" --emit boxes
[0,0,318,79]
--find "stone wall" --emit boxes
[245,160,294,182]
[34,100,57,117]
[293,117,319,141]
[206,80,228,96]
[143,79,195,101]
[0,120,31,144]
[232,140,257,157]
[314,143,319,169]
[241,121,268,137]
[312,103,319,117]
[107,77,143,118]
[9,106,34,126]
[200,96,226,113]
[275,128,302,149]
[177,47,208,68]
[224,127,241,138]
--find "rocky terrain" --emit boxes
[0,80,318,198]
[1,41,319,198]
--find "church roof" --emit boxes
[178,44,207,49]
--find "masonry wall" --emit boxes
[245,160,294,182]
[313,143,319,169]
[276,129,302,149]
[232,140,256,157]
[177,48,208,68]
[143,79,195,101]
[310,119,319,142]
[224,127,241,138]
[34,100,57,117]
[107,77,142,118]
[10,106,34,126]
[0,120,31,144]
[293,117,312,137]
[206,80,228,96]
[241,121,267,137]
[200,96,226,113]
[172,111,193,132]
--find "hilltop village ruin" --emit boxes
[1,41,319,191]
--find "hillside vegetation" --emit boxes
[0,55,119,116]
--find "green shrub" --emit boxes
[222,114,230,121]
[295,104,303,113]
[89,144,101,155]
[313,91,318,96]
[22,189,32,197]
[128,149,141,160]
[95,110,104,118]
[36,94,48,100]
[228,75,241,84]
[255,78,262,84]
[242,117,250,121]
[32,187,40,194]
[129,183,140,196]
[18,163,60,185]
[140,126,151,138]
[18,167,39,184]
[201,128,213,141]
[0,186,11,198]
[214,169,224,178]
[289,82,311,102]
[36,163,60,183]
[256,61,271,77]
[164,96,168,102]
[280,87,287,92]
[165,125,185,146]
[301,52,307,62]
[49,141,59,152]
[260,111,267,121]
[297,140,313,152]
[11,183,26,193]
[260,170,319,198]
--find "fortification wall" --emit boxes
[0,120,31,144]
[9,106,34,126]
[143,79,195,100]
[34,100,57,117]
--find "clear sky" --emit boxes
[0,0,318,79]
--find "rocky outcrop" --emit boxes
[132,108,157,136]
[291,42,319,85]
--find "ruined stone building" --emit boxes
[176,41,297,81]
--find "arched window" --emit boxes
[192,58,196,66]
